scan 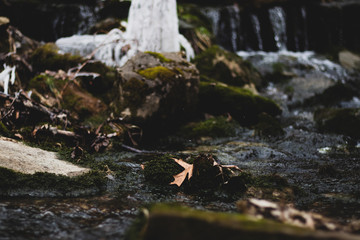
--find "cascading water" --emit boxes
[268,7,287,51]
[250,14,263,51]
[56,0,194,66]
[202,4,351,84]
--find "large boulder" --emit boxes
[114,52,199,130]
[199,81,281,126]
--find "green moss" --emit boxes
[0,121,11,137]
[123,78,148,114]
[314,108,360,138]
[30,43,83,72]
[254,113,284,138]
[199,81,282,126]
[143,155,185,185]
[181,116,240,139]
[128,203,310,240]
[138,66,176,81]
[0,167,106,196]
[28,74,65,96]
[145,51,172,63]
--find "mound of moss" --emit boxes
[138,66,177,81]
[0,167,105,196]
[180,116,240,139]
[199,81,281,126]
[143,155,185,185]
[254,113,284,137]
[314,108,360,138]
[30,43,83,72]
[193,45,262,87]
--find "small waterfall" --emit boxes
[251,14,263,51]
[201,8,221,37]
[269,7,287,51]
[227,5,241,52]
[77,5,99,35]
[301,7,309,51]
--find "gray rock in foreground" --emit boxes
[0,137,89,177]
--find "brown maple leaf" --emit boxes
[170,158,193,187]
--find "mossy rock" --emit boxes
[254,113,284,138]
[126,203,355,240]
[30,43,83,72]
[193,45,262,88]
[180,116,240,139]
[303,82,359,107]
[143,155,185,185]
[115,52,199,132]
[138,66,177,82]
[0,167,106,197]
[144,51,173,63]
[314,108,360,138]
[199,81,281,126]
[62,82,108,121]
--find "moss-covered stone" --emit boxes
[144,51,172,63]
[180,116,240,139]
[314,108,360,138]
[0,167,105,196]
[303,82,358,107]
[115,52,199,133]
[127,203,343,240]
[254,113,284,137]
[193,45,262,88]
[143,155,185,185]
[138,66,177,81]
[199,81,282,126]
[30,43,83,72]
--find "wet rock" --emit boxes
[115,52,199,130]
[199,81,281,126]
[128,204,360,240]
[314,108,360,138]
[0,136,89,176]
[303,82,359,108]
[193,45,263,88]
[339,50,360,71]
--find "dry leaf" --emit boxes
[170,158,193,187]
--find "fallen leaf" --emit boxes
[170,158,193,187]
